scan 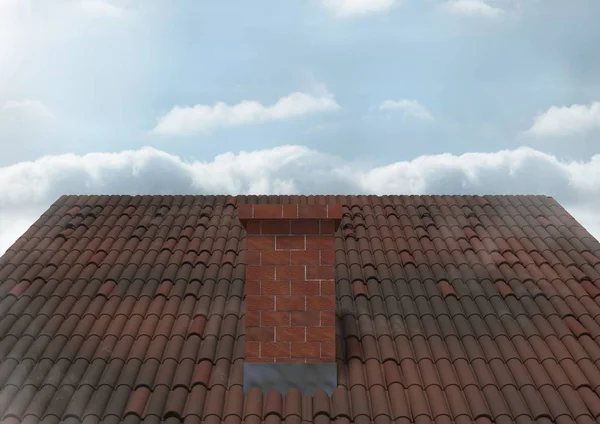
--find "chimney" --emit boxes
[238,203,342,395]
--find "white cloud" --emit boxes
[1,99,54,120]
[525,102,600,138]
[77,0,125,18]
[320,0,399,17]
[0,1,127,88]
[379,99,434,120]
[2,145,600,255]
[441,0,505,18]
[152,90,341,136]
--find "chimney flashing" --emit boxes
[243,362,337,396]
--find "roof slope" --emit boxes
[1,194,600,424]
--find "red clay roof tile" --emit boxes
[3,194,600,422]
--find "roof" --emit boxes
[1,194,600,424]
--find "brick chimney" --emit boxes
[238,203,342,395]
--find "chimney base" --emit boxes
[243,362,337,396]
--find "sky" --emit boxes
[0,0,600,255]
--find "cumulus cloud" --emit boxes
[379,99,434,120]
[2,145,600,255]
[1,99,54,120]
[152,90,341,136]
[320,0,399,17]
[77,0,125,18]
[441,0,505,18]
[525,102,600,138]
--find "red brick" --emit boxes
[291,280,319,296]
[245,341,260,357]
[261,250,290,265]
[261,342,290,357]
[290,220,320,235]
[290,250,320,265]
[246,250,261,265]
[319,250,334,265]
[282,204,298,219]
[261,281,291,296]
[246,295,274,311]
[245,280,261,296]
[306,236,334,250]
[276,236,305,250]
[247,326,274,342]
[244,220,261,235]
[246,310,260,326]
[261,311,290,327]
[320,281,335,296]
[307,326,335,342]
[247,236,275,250]
[276,265,305,280]
[306,266,335,280]
[298,205,327,219]
[326,204,343,219]
[306,295,336,311]
[291,311,320,327]
[276,296,305,311]
[276,327,306,342]
[321,342,336,358]
[291,342,320,357]
[246,265,275,280]
[261,220,291,235]
[320,311,335,326]
[319,220,337,235]
[254,205,283,219]
[237,204,254,220]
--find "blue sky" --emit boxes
[1,0,600,253]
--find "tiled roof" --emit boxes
[1,194,600,423]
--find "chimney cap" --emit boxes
[238,204,342,221]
